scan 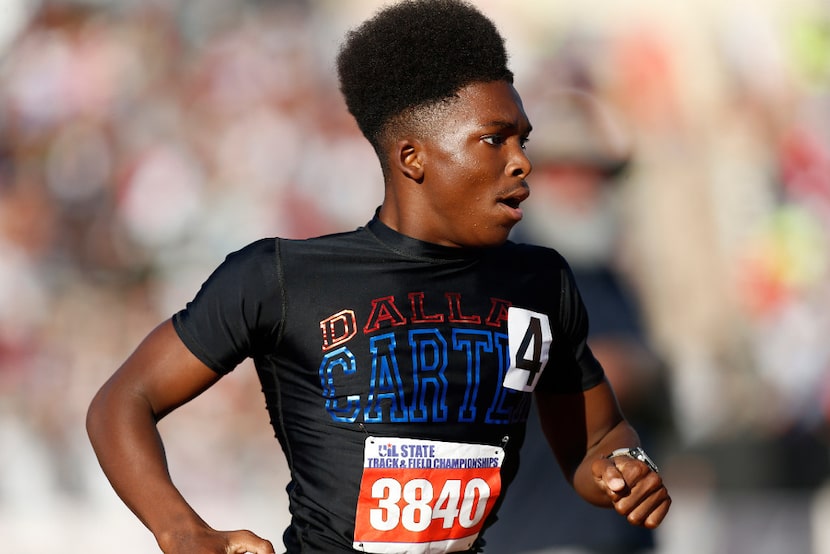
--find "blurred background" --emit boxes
[0,0,829,552]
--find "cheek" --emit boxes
[451,181,486,218]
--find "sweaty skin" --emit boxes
[86,79,670,554]
[379,81,532,248]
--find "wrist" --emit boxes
[605,446,659,473]
[152,510,212,552]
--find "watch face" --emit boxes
[633,449,659,473]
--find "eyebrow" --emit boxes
[482,119,533,135]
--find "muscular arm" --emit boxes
[535,378,671,528]
[86,319,274,554]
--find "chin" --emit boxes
[475,229,512,248]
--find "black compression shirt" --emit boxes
[172,214,604,553]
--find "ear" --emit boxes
[394,139,425,183]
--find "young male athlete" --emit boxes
[86,1,671,553]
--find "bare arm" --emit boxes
[535,378,671,528]
[86,319,275,554]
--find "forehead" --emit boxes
[447,80,531,131]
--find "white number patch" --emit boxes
[503,307,552,392]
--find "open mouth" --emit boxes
[497,193,526,222]
[500,197,522,209]
[498,184,529,213]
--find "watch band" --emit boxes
[605,446,659,473]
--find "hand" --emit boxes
[157,526,276,554]
[592,455,671,529]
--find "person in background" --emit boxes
[86,2,671,553]
[486,89,674,554]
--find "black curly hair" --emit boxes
[336,0,513,153]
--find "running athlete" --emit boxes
[86,1,671,553]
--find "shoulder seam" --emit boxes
[271,237,287,350]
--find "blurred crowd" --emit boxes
[0,1,829,552]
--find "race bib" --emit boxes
[353,436,505,553]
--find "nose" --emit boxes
[507,145,532,178]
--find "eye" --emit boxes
[482,134,506,146]
[520,137,530,150]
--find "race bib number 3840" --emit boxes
[353,437,505,554]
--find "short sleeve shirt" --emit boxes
[172,216,604,553]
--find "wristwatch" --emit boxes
[605,447,659,473]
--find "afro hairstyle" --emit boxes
[336,0,514,149]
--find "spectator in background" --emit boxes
[485,89,674,554]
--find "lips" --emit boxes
[497,182,530,220]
